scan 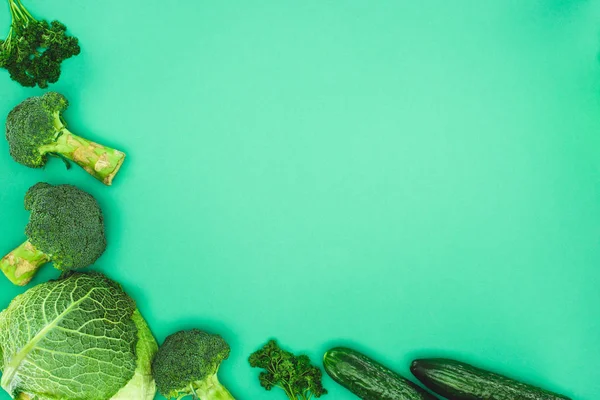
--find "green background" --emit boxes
[1,0,599,398]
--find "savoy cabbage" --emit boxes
[0,272,157,400]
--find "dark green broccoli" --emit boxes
[0,182,106,286]
[152,329,236,400]
[6,92,126,185]
[249,340,327,400]
[0,0,80,88]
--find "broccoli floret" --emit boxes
[0,0,80,88]
[152,329,236,400]
[6,92,126,185]
[0,182,106,286]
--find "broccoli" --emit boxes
[0,182,106,286]
[249,340,327,400]
[152,329,236,400]
[0,0,80,88]
[6,92,126,185]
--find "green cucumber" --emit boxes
[410,358,571,400]
[323,347,437,400]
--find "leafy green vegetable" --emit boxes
[0,182,106,286]
[152,329,235,400]
[0,272,158,400]
[112,310,159,400]
[249,340,327,400]
[0,0,80,88]
[5,92,126,185]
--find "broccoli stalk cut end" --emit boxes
[0,240,49,286]
[38,113,126,185]
[191,374,235,400]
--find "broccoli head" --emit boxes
[0,182,106,286]
[152,329,236,400]
[6,92,68,168]
[6,92,126,185]
[0,0,80,88]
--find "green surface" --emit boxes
[0,0,599,399]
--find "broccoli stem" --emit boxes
[38,114,126,185]
[0,240,50,286]
[194,375,235,400]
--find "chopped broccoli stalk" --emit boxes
[152,330,236,400]
[192,374,234,400]
[0,0,80,88]
[0,240,49,286]
[39,113,126,185]
[5,92,126,185]
[0,182,106,286]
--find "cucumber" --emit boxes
[410,358,571,400]
[323,347,437,400]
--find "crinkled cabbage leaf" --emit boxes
[0,273,156,400]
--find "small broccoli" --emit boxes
[249,340,327,400]
[6,92,126,185]
[0,0,80,88]
[152,329,236,400]
[0,182,106,286]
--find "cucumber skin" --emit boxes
[411,359,571,400]
[323,348,437,400]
